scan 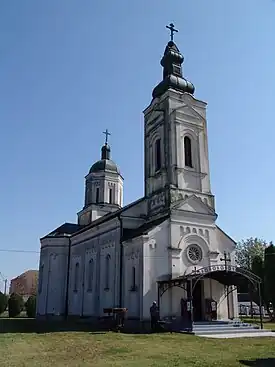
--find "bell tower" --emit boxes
[77,130,123,225]
[144,24,215,214]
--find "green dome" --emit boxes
[89,159,120,174]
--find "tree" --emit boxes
[25,295,36,318]
[252,255,264,281]
[264,244,275,320]
[236,238,268,317]
[0,291,8,315]
[8,293,24,318]
[235,237,267,269]
[251,255,266,310]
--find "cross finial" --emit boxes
[166,23,178,42]
[103,129,111,144]
[221,251,231,271]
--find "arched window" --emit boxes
[184,136,193,168]
[96,187,100,203]
[87,259,94,291]
[109,188,113,204]
[131,266,136,290]
[155,138,161,172]
[74,262,79,292]
[38,264,44,294]
[105,254,110,290]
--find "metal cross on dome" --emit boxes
[103,129,111,144]
[166,23,178,42]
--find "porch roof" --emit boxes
[157,265,261,287]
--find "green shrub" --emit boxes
[0,291,8,315]
[8,293,24,318]
[25,295,36,318]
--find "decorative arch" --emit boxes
[187,265,261,293]
[182,128,197,140]
[179,233,209,252]
[159,282,188,298]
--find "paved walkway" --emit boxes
[199,331,275,338]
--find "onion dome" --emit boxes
[89,143,120,174]
[152,40,195,99]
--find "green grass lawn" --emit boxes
[0,331,275,367]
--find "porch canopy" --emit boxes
[157,264,261,298]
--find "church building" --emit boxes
[36,24,240,325]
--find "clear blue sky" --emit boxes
[1,0,275,290]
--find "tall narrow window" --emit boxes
[38,264,44,294]
[155,139,161,172]
[87,259,94,291]
[105,254,110,290]
[184,136,193,168]
[96,187,100,203]
[131,266,136,290]
[109,188,113,204]
[74,263,79,292]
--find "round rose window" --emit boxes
[187,244,202,264]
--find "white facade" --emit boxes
[37,37,239,324]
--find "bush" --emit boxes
[0,291,8,315]
[25,295,36,318]
[8,293,24,318]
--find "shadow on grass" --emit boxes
[240,358,275,366]
[0,318,159,335]
[0,318,108,334]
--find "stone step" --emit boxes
[193,324,259,331]
[199,331,275,339]
[194,327,267,335]
[194,321,230,325]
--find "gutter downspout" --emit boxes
[64,235,71,319]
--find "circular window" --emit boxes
[187,244,202,264]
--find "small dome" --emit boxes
[89,159,120,174]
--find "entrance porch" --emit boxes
[157,265,263,331]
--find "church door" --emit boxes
[193,280,203,321]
